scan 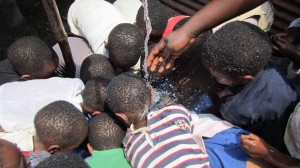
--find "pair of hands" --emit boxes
[146,29,195,73]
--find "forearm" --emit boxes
[264,146,300,168]
[179,0,266,37]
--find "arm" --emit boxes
[147,0,267,73]
[240,133,300,168]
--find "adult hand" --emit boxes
[146,29,196,73]
[240,133,271,158]
[272,36,299,58]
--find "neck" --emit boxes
[132,114,147,130]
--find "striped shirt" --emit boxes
[125,105,210,168]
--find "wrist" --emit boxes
[263,145,276,161]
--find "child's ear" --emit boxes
[104,41,108,49]
[21,74,32,80]
[241,75,255,84]
[115,113,130,127]
[47,145,61,155]
[92,111,101,117]
[87,143,93,155]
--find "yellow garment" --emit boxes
[212,1,274,33]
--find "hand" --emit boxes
[272,36,299,58]
[146,29,196,73]
[240,133,271,158]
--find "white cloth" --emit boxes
[212,1,274,33]
[53,37,93,78]
[190,112,234,152]
[113,0,142,24]
[284,102,300,159]
[0,128,35,151]
[0,77,84,132]
[67,0,129,56]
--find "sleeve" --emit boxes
[288,18,300,29]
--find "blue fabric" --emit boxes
[204,128,248,168]
[221,62,298,151]
[186,92,213,114]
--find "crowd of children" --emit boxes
[0,0,300,167]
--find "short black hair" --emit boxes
[88,113,126,150]
[201,21,272,77]
[108,23,144,69]
[7,36,58,77]
[136,0,171,38]
[34,100,88,149]
[106,73,151,113]
[35,153,89,168]
[80,54,116,84]
[81,77,111,113]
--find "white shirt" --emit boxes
[0,77,84,132]
[67,0,129,56]
[113,0,142,24]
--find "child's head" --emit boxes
[106,73,151,127]
[108,23,144,69]
[35,152,89,168]
[81,77,111,116]
[88,113,126,152]
[201,21,272,86]
[0,139,27,168]
[136,0,171,43]
[34,100,88,154]
[7,36,58,80]
[80,54,116,84]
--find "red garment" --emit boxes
[162,15,189,38]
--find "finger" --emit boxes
[277,37,289,44]
[147,42,165,67]
[165,58,175,70]
[150,57,160,72]
[158,58,166,73]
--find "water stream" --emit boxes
[141,0,152,80]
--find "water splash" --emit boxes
[141,0,152,80]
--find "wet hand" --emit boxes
[240,133,271,158]
[146,29,196,73]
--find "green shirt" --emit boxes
[87,148,132,168]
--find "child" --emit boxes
[80,54,116,84]
[81,77,111,116]
[106,73,210,168]
[1,36,58,84]
[201,21,298,151]
[135,0,174,44]
[107,23,144,74]
[35,152,89,168]
[67,0,128,56]
[33,101,88,154]
[27,100,88,167]
[0,138,27,168]
[86,113,130,168]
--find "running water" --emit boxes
[141,0,152,80]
